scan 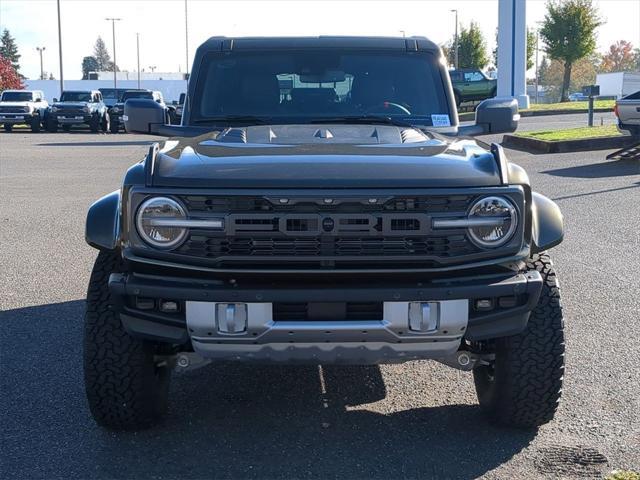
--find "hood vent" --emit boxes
[401,128,427,144]
[313,128,334,139]
[217,128,247,143]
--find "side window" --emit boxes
[450,72,461,82]
[464,71,484,82]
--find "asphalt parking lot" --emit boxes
[1,122,639,479]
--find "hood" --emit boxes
[0,101,34,107]
[151,124,501,188]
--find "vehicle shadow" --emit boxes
[542,157,640,178]
[0,301,536,480]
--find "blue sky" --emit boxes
[1,0,639,80]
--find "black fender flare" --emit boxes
[85,190,120,250]
[531,192,564,253]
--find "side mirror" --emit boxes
[458,98,519,136]
[53,98,58,102]
[124,98,167,134]
[35,98,42,103]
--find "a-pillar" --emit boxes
[497,0,529,109]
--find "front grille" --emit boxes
[55,107,85,116]
[0,106,26,113]
[179,235,474,258]
[135,193,514,270]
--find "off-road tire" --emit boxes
[84,250,172,430]
[31,115,41,133]
[89,114,100,133]
[46,119,58,132]
[3,123,12,132]
[110,120,120,134]
[100,112,110,132]
[473,253,565,428]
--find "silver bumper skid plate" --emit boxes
[185,299,468,363]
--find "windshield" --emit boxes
[60,92,92,102]
[1,91,33,102]
[122,91,153,101]
[193,50,450,127]
[99,88,122,101]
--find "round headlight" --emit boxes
[136,197,187,249]
[51,106,58,113]
[467,196,517,248]
[82,105,90,113]
[112,106,120,113]
[23,106,31,113]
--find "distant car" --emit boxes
[568,92,589,102]
[169,92,186,125]
[449,69,497,107]
[46,90,109,133]
[109,89,170,133]
[0,90,48,133]
[98,88,124,109]
[614,90,640,136]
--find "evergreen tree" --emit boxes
[0,29,21,73]
[93,37,111,71]
[82,56,100,79]
[457,22,489,69]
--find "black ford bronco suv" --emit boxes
[84,36,565,430]
[47,90,110,132]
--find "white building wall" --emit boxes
[23,79,188,103]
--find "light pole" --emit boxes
[399,30,406,38]
[56,0,64,96]
[36,47,46,80]
[149,65,157,73]
[451,9,459,69]
[105,17,121,89]
[184,0,189,76]
[136,33,141,89]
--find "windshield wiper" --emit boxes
[193,115,270,126]
[310,115,423,129]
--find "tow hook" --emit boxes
[174,352,211,372]
[438,351,494,371]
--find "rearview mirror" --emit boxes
[458,98,519,136]
[124,98,167,134]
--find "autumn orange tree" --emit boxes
[0,54,23,91]
[599,40,638,72]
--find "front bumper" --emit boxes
[0,114,33,124]
[52,115,92,125]
[109,269,542,364]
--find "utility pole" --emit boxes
[451,9,459,69]
[136,33,141,89]
[105,18,121,89]
[184,0,189,76]
[36,47,46,80]
[56,0,64,97]
[534,29,540,105]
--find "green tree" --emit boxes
[540,0,603,102]
[0,29,20,73]
[81,56,99,79]
[538,56,550,86]
[492,28,536,70]
[93,36,111,71]
[454,22,489,69]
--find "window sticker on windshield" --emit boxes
[431,114,451,127]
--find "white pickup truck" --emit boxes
[615,90,640,136]
[0,90,49,132]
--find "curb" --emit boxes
[458,107,612,123]
[502,134,639,154]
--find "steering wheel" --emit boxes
[364,101,411,115]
